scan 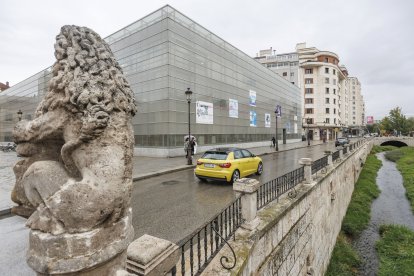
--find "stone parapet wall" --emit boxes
[202,141,372,275]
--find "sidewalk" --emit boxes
[0,140,324,215]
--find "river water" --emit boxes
[353,152,414,276]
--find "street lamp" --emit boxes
[275,105,281,151]
[306,118,311,146]
[185,88,193,165]
[17,110,23,121]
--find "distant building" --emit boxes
[0,81,10,91]
[255,43,366,140]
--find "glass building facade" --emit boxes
[0,5,301,155]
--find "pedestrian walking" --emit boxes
[271,136,276,147]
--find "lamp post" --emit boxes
[275,105,281,151]
[185,88,193,165]
[17,109,23,121]
[306,118,311,146]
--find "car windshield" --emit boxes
[202,151,228,160]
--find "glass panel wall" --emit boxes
[0,5,301,149]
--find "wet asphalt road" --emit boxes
[131,142,337,243]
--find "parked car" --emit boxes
[195,147,263,183]
[335,137,350,147]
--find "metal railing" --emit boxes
[311,155,328,174]
[172,196,243,276]
[349,144,353,151]
[257,167,304,210]
[332,150,340,162]
[343,147,348,155]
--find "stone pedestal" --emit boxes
[299,158,313,184]
[27,210,134,275]
[233,178,260,223]
[126,234,179,276]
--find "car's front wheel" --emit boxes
[197,177,207,182]
[256,162,263,175]
[230,170,240,183]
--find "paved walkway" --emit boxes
[0,140,324,215]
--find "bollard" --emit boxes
[299,158,313,184]
[325,151,333,169]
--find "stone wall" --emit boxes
[202,141,372,275]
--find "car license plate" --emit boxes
[204,163,214,168]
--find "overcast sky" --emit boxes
[1,0,413,119]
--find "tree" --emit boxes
[381,107,410,135]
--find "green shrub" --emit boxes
[394,147,414,211]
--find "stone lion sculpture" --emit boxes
[12,25,136,274]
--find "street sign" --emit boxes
[275,105,282,118]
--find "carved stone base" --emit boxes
[11,205,35,218]
[27,209,134,275]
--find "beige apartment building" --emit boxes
[254,43,366,140]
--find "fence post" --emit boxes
[233,178,260,226]
[299,158,313,184]
[126,234,179,276]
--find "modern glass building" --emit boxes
[0,5,301,156]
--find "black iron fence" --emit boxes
[311,155,328,174]
[332,150,340,162]
[257,167,304,210]
[172,196,243,276]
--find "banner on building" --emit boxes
[275,105,282,118]
[229,99,238,118]
[367,116,374,124]
[196,101,213,124]
[265,113,271,128]
[249,90,256,106]
[250,111,257,127]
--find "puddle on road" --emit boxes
[353,152,414,276]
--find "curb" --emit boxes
[0,208,11,219]
[132,141,326,182]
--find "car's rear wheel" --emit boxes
[197,177,207,182]
[230,170,240,183]
[256,162,263,175]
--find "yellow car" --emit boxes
[195,147,263,183]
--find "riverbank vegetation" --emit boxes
[376,225,414,275]
[326,149,382,275]
[385,147,414,210]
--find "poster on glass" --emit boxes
[229,99,238,118]
[249,90,256,107]
[196,101,214,124]
[265,113,271,128]
[250,111,257,127]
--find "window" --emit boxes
[306,118,314,124]
[290,72,294,77]
[305,98,314,104]
[333,99,336,104]
[353,101,355,105]
[305,88,313,94]
[333,69,336,75]
[334,108,336,114]
[325,118,330,124]
[325,57,329,63]
[325,88,330,94]
[325,78,330,84]
[305,108,314,114]
[305,68,313,74]
[305,78,313,84]
[326,108,330,114]
[325,98,330,104]
[353,111,356,115]
[325,68,329,74]
[333,89,336,94]
[334,118,336,124]
[283,72,287,76]
[333,79,336,85]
